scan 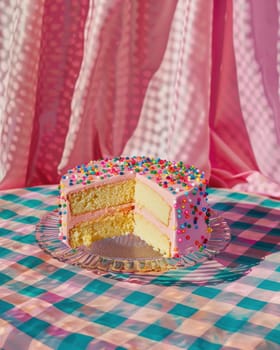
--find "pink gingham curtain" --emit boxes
[1,0,280,197]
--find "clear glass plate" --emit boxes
[36,210,231,274]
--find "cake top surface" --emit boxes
[60,156,207,196]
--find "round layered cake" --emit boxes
[58,156,212,258]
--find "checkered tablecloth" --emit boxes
[0,186,279,350]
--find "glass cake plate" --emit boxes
[36,210,231,274]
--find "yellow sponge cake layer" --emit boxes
[135,181,171,226]
[69,209,134,248]
[134,213,171,257]
[68,179,135,215]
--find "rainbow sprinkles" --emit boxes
[58,156,212,258]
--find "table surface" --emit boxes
[0,185,279,350]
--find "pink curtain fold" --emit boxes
[0,0,280,197]
[209,0,259,187]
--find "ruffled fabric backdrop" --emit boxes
[0,0,280,197]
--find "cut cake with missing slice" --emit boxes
[58,156,212,258]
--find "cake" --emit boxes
[58,156,212,258]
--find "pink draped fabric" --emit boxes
[0,0,280,197]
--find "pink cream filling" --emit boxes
[67,203,135,229]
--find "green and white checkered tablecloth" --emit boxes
[0,186,279,349]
